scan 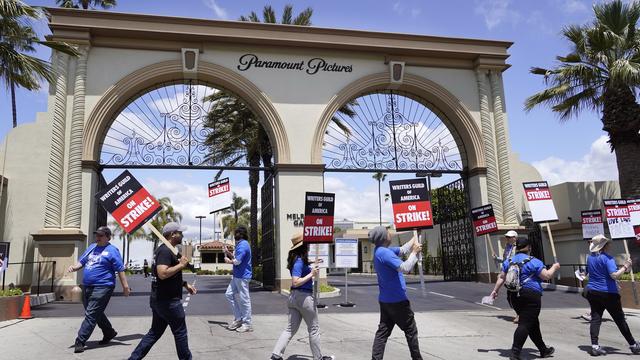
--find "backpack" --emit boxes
[504,257,533,293]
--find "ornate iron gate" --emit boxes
[260,173,276,289]
[433,177,476,281]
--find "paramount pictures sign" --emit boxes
[237,54,353,75]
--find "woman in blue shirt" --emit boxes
[490,237,560,360]
[585,234,640,356]
[270,234,334,360]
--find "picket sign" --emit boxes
[471,204,499,273]
[412,230,426,296]
[604,199,638,305]
[523,182,560,280]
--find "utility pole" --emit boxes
[196,215,206,246]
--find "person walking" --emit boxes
[223,225,253,332]
[370,226,423,360]
[490,237,559,360]
[270,234,335,360]
[129,222,197,360]
[493,231,520,323]
[143,259,149,278]
[584,234,640,356]
[68,226,131,353]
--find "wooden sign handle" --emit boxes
[147,223,185,260]
[623,240,639,305]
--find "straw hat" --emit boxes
[290,233,304,251]
[590,234,610,253]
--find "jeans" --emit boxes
[371,300,422,360]
[587,290,636,345]
[508,290,548,355]
[272,290,323,360]
[76,286,115,345]
[225,277,252,325]
[129,297,191,360]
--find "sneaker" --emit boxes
[540,346,555,358]
[321,356,335,360]
[631,342,640,354]
[581,313,592,322]
[270,355,283,360]
[227,320,242,330]
[236,323,253,333]
[74,341,85,353]
[591,346,606,356]
[98,330,117,345]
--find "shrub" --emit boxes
[619,272,640,281]
[320,284,335,293]
[0,289,23,297]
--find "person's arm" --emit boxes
[157,255,189,280]
[610,259,632,280]
[490,271,507,298]
[183,281,197,295]
[292,261,318,287]
[397,242,422,273]
[539,263,560,281]
[67,262,83,273]
[229,244,245,266]
[399,235,417,256]
[117,272,131,296]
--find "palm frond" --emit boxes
[281,4,292,24]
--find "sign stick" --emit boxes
[622,240,639,305]
[313,243,320,308]
[413,230,426,297]
[544,223,560,280]
[147,223,185,260]
[484,234,494,277]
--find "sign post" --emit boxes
[604,199,638,305]
[335,238,358,307]
[471,204,499,276]
[389,178,433,296]
[302,192,335,308]
[0,242,9,290]
[523,181,560,280]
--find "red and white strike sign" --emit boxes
[523,181,558,223]
[96,170,161,233]
[389,178,433,231]
[208,178,232,214]
[604,199,635,239]
[581,210,604,240]
[303,192,335,243]
[471,204,498,236]
[626,198,640,241]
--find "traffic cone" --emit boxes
[18,293,34,319]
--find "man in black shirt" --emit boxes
[129,222,196,360]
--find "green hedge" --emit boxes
[194,269,232,275]
[619,272,640,281]
[0,289,23,297]
[320,284,335,293]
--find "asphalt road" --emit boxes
[31,274,589,319]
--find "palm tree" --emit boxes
[525,0,640,198]
[221,212,250,239]
[147,197,183,249]
[223,192,250,223]
[0,0,78,128]
[56,0,116,9]
[109,220,145,265]
[239,4,313,25]
[372,172,387,225]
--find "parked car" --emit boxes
[127,261,143,274]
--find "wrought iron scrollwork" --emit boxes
[100,81,246,167]
[323,91,463,171]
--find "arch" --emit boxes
[312,72,484,171]
[83,60,290,164]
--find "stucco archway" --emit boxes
[83,60,290,165]
[311,72,485,171]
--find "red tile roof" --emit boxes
[198,241,233,250]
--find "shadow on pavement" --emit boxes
[577,345,626,356]
[477,347,535,358]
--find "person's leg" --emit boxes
[76,286,114,345]
[392,301,423,360]
[272,293,303,359]
[94,287,115,336]
[587,291,607,346]
[298,292,324,360]
[371,302,395,360]
[128,301,169,360]
[165,299,192,360]
[225,278,241,322]
[510,294,529,356]
[237,278,252,325]
[520,292,547,353]
[605,293,636,345]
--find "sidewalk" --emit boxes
[3,307,640,359]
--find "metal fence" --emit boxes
[1,261,57,296]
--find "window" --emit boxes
[217,253,225,263]
[202,253,216,263]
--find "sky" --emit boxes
[0,0,623,260]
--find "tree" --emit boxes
[372,172,387,225]
[109,220,146,265]
[56,0,116,10]
[525,0,640,198]
[223,192,250,223]
[0,0,78,128]
[147,197,183,250]
[221,212,250,239]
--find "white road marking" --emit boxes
[182,279,197,309]
[406,286,418,290]
[428,291,455,299]
[474,302,502,310]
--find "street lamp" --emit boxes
[195,215,206,246]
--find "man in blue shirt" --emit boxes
[224,225,253,332]
[68,226,130,353]
[370,226,423,360]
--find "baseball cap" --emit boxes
[162,222,187,234]
[94,226,112,237]
[505,230,518,238]
[515,237,530,250]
